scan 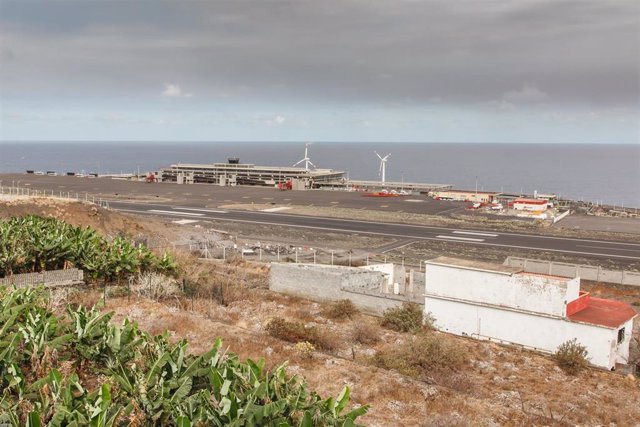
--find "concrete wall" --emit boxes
[426,295,624,369]
[553,209,572,223]
[269,263,421,316]
[425,262,574,317]
[505,257,640,287]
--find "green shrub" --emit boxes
[373,333,467,378]
[323,299,359,320]
[380,302,424,332]
[555,338,589,375]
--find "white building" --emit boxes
[424,257,637,370]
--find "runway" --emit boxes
[108,200,640,262]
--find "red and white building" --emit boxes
[424,257,637,370]
[513,198,549,211]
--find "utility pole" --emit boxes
[475,175,478,202]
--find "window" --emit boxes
[617,327,626,344]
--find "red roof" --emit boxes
[568,297,637,328]
[514,199,547,204]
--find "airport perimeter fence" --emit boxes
[0,184,111,209]
[504,257,640,287]
[168,239,424,272]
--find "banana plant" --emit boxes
[0,215,173,281]
[0,287,369,426]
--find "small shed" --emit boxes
[513,198,548,211]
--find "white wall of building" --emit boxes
[514,201,548,211]
[425,263,578,317]
[615,318,635,365]
[426,296,623,369]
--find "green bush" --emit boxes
[323,299,359,320]
[555,338,589,375]
[380,302,424,332]
[373,333,467,378]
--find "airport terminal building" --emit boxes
[160,158,345,188]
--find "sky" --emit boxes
[0,0,639,143]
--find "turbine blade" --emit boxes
[308,160,316,169]
[293,159,304,167]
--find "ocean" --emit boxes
[1,142,638,207]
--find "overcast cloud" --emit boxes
[0,0,638,142]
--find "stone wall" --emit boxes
[0,269,84,288]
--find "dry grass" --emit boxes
[132,272,181,300]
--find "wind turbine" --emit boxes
[293,142,316,171]
[374,151,391,184]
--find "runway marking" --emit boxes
[174,207,228,214]
[262,197,274,200]
[98,207,640,260]
[405,199,423,203]
[576,244,640,253]
[173,219,199,225]
[453,231,498,237]
[147,209,204,217]
[436,235,485,242]
[262,207,292,212]
[380,205,389,208]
